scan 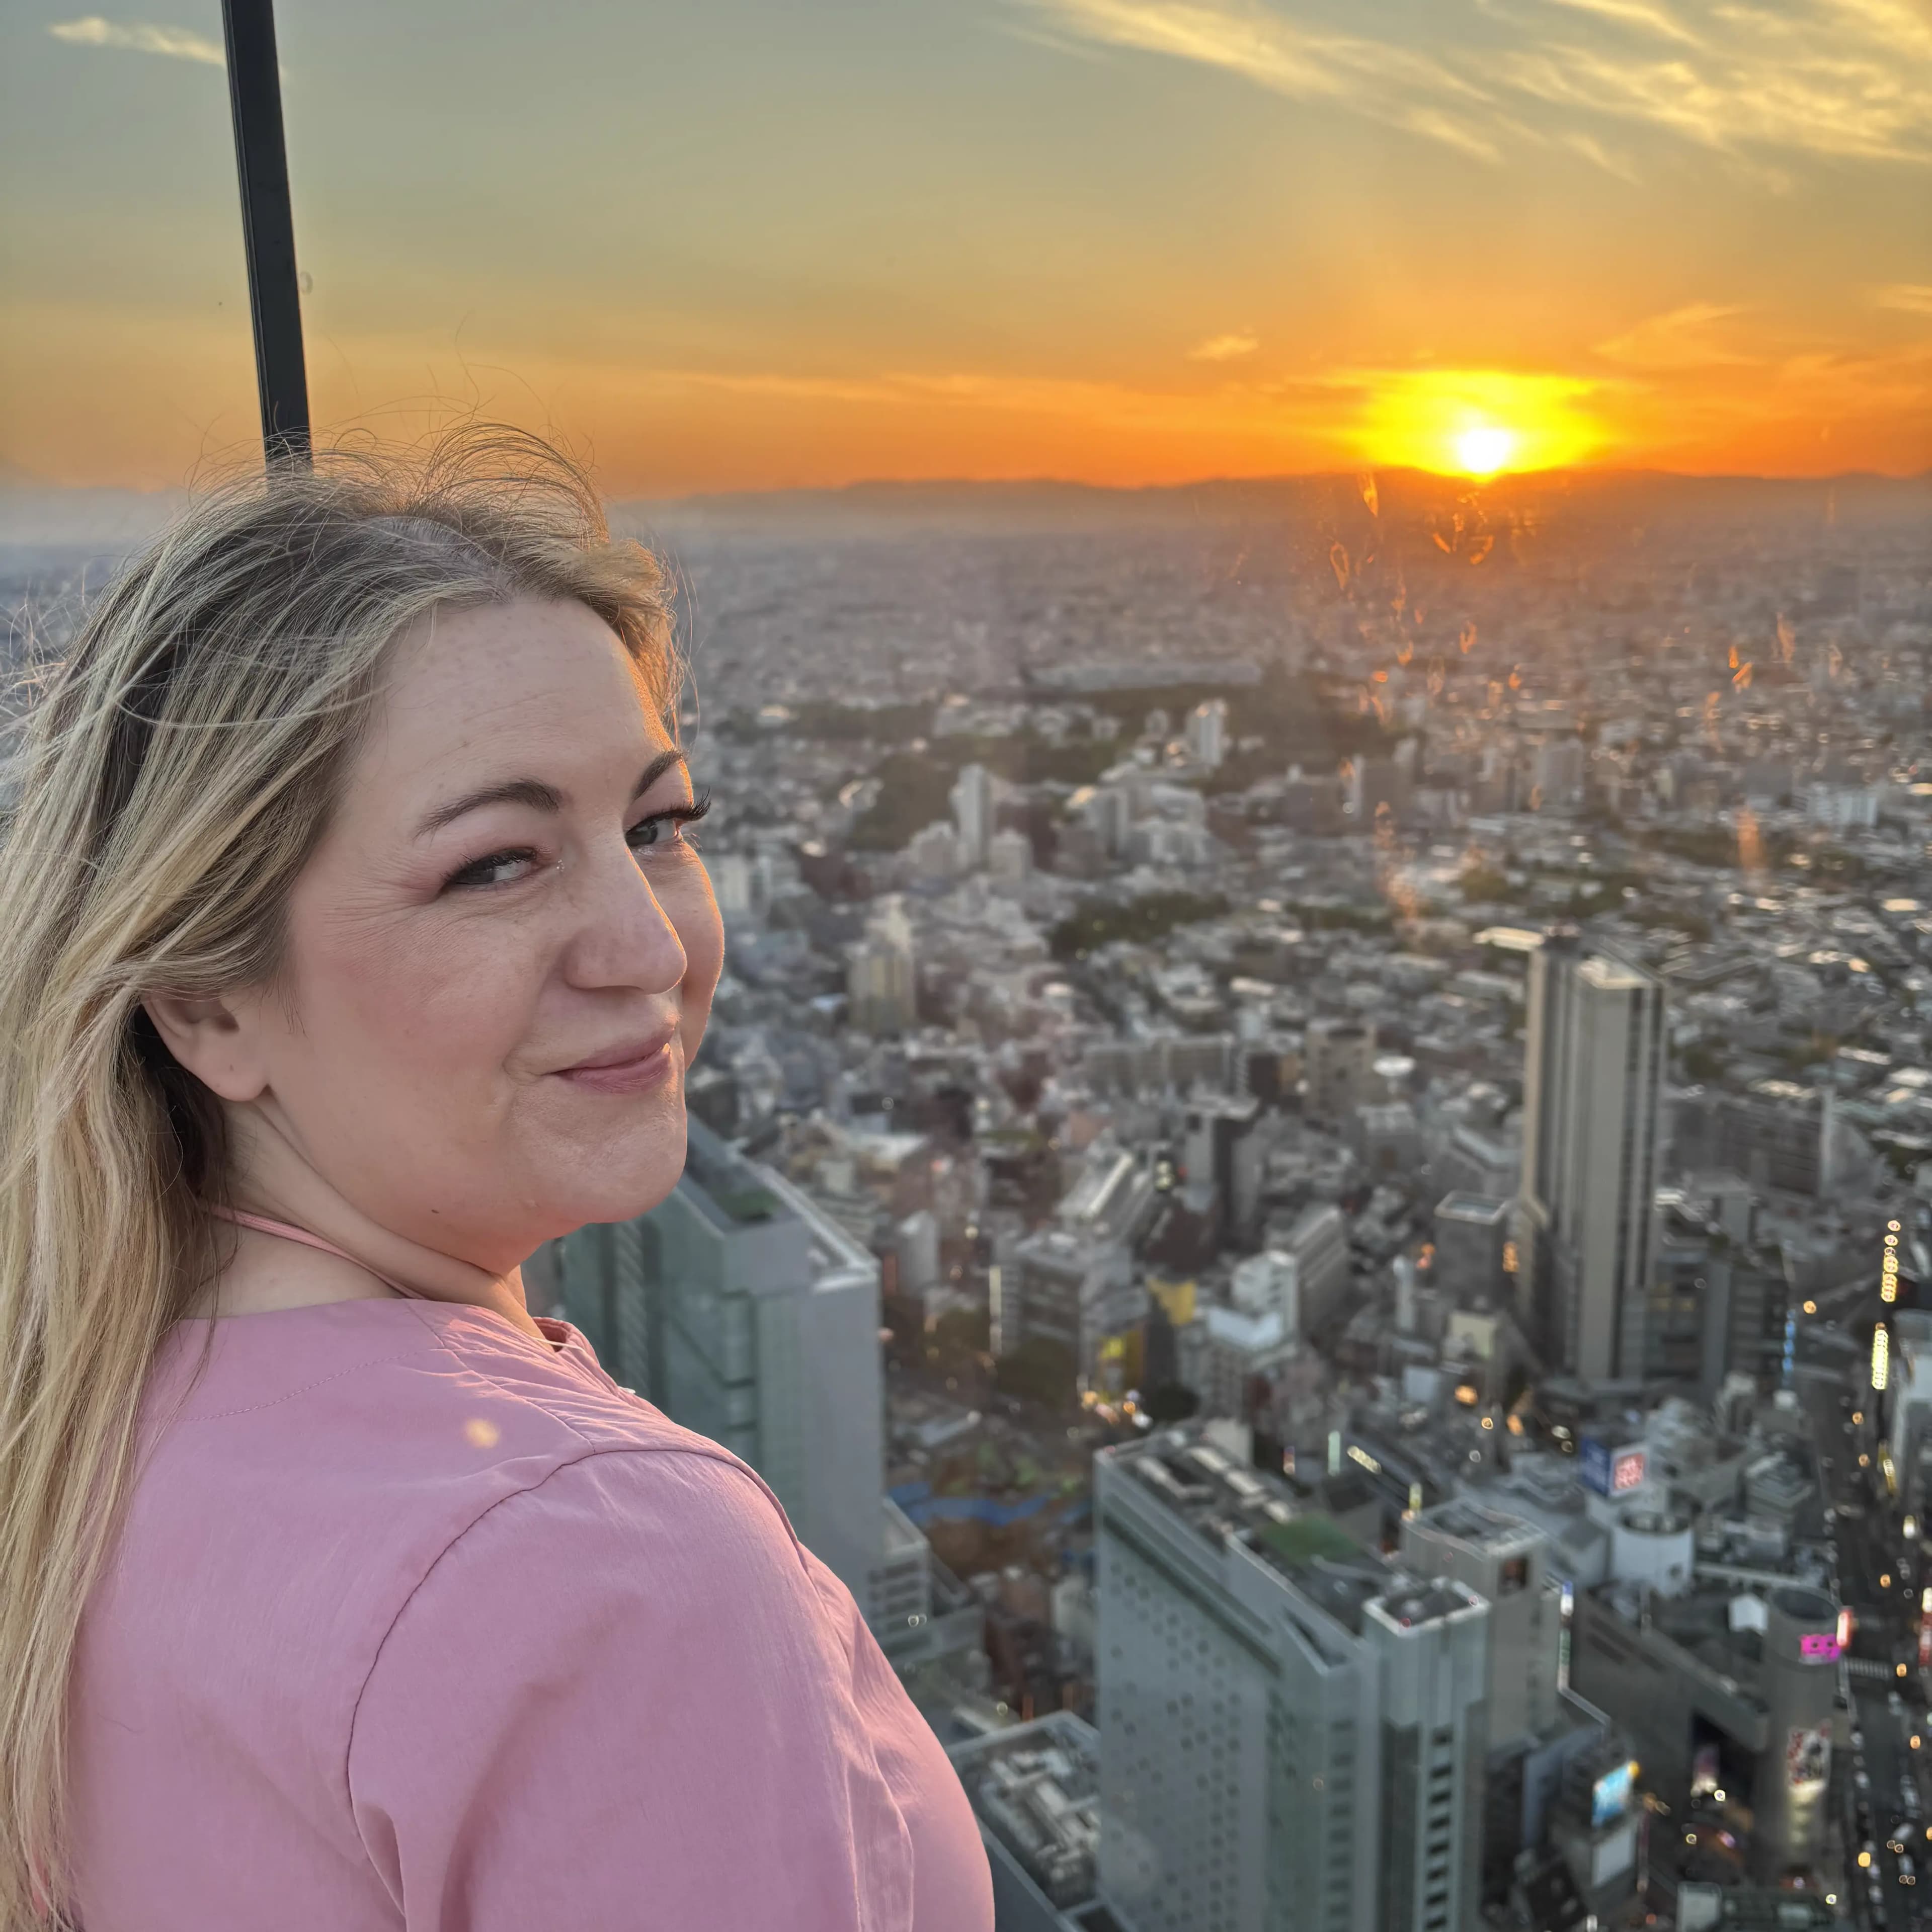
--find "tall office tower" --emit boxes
[1185,698,1229,769]
[555,1119,898,1620]
[950,760,994,868]
[1094,1427,1489,1932]
[847,895,918,1035]
[1518,928,1666,1381]
[1183,1092,1264,1247]
[1304,1018,1377,1124]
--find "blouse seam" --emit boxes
[341,1441,812,1863]
[173,1345,442,1422]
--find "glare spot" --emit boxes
[464,1417,501,1449]
[1456,424,1516,475]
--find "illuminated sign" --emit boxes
[1786,1725,1830,1798]
[1799,1633,1840,1662]
[1875,1324,1891,1392]
[1581,1437,1645,1496]
[1592,1761,1636,1827]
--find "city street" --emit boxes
[1797,1289,1930,1931]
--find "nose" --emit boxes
[564,833,689,996]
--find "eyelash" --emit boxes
[442,794,712,894]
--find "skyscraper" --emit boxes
[950,760,994,868]
[555,1119,915,1626]
[847,894,918,1035]
[1518,929,1666,1381]
[1094,1427,1489,1932]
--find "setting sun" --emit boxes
[1455,425,1517,476]
[1351,369,1605,478]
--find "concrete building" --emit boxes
[556,1119,906,1626]
[948,1713,1115,1932]
[1010,1227,1137,1382]
[847,895,918,1035]
[1184,1091,1265,1247]
[1431,1193,1512,1306]
[951,761,995,867]
[1400,1499,1562,1749]
[1095,1426,1489,1932]
[1185,697,1229,770]
[1673,1082,1840,1199]
[1279,1202,1353,1337]
[1305,1018,1378,1124]
[988,825,1034,883]
[1518,929,1666,1380]
[1569,1579,1840,1883]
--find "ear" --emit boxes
[140,990,270,1104]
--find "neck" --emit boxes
[219,1104,546,1343]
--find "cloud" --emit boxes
[1189,331,1260,361]
[1013,0,1507,160]
[1874,284,1932,316]
[1011,0,1932,169]
[1593,301,1758,370]
[47,16,224,65]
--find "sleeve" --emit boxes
[346,1448,919,1932]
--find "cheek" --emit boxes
[293,909,538,1087]
[666,869,725,1016]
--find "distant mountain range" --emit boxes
[5,466,1927,550]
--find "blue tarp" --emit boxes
[889,1480,1078,1528]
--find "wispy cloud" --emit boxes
[47,16,223,66]
[1593,301,1757,370]
[1189,331,1259,361]
[1014,0,1508,159]
[1874,283,1932,316]
[1011,0,1932,170]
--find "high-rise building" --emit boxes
[951,761,994,868]
[1094,1427,1489,1932]
[1183,1092,1264,1247]
[1400,1500,1561,1749]
[1185,698,1229,770]
[1518,929,1666,1380]
[1279,1202,1353,1337]
[847,895,918,1035]
[555,1119,906,1625]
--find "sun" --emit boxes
[1455,423,1517,476]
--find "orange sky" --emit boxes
[4,0,1930,495]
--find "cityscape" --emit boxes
[477,464,1923,1929]
[8,456,1932,1928]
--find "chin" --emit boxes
[549,1099,692,1234]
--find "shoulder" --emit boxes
[123,1303,810,1697]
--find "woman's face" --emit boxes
[243,595,721,1271]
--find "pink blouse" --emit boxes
[64,1293,995,1930]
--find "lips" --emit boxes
[551,1023,681,1098]
[556,1023,678,1077]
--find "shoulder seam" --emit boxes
[400,1300,607,1451]
[341,1440,810,1853]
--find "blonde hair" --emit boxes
[0,428,678,1926]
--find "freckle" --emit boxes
[464,1418,501,1449]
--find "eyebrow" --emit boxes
[414,749,688,839]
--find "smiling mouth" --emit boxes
[553,1028,679,1094]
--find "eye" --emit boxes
[627,793,711,856]
[442,847,542,892]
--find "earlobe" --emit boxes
[140,990,266,1104]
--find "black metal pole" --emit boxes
[221,0,310,469]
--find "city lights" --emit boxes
[1873,1324,1891,1392]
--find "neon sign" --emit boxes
[1799,1633,1840,1662]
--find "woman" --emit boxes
[0,433,995,1930]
